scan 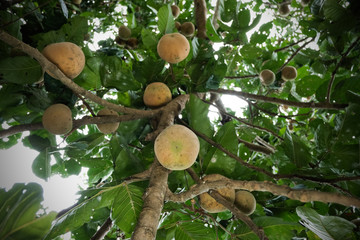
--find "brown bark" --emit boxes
[90,217,113,240]
[194,0,207,39]
[212,89,348,110]
[166,179,360,208]
[131,160,170,240]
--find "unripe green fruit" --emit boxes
[234,190,256,215]
[180,22,195,37]
[42,104,73,135]
[278,3,290,17]
[96,108,119,134]
[259,69,275,86]
[118,25,131,40]
[281,66,297,81]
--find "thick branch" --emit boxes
[326,36,360,103]
[131,160,170,240]
[0,115,145,138]
[212,89,347,110]
[0,30,159,117]
[194,0,207,39]
[165,179,360,208]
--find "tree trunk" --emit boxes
[131,160,170,240]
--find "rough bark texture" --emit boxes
[166,179,360,208]
[131,160,170,240]
[194,0,207,39]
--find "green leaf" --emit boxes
[79,158,113,183]
[186,94,214,159]
[206,18,222,42]
[0,56,42,84]
[44,185,120,240]
[74,56,102,90]
[100,56,140,91]
[141,28,158,50]
[240,44,262,59]
[323,0,347,22]
[282,130,312,168]
[296,206,356,240]
[25,134,51,152]
[32,149,51,181]
[174,222,216,240]
[204,122,238,176]
[158,5,175,34]
[335,103,360,143]
[111,184,143,234]
[296,75,326,97]
[237,9,250,29]
[0,183,56,240]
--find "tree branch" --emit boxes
[194,0,207,39]
[131,160,170,240]
[0,29,159,117]
[277,37,315,73]
[165,179,360,208]
[238,138,275,155]
[274,37,310,52]
[224,74,258,79]
[0,115,146,138]
[326,36,360,103]
[90,217,113,240]
[212,89,348,110]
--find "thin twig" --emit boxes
[274,37,310,52]
[326,36,360,103]
[224,74,258,79]
[212,89,347,110]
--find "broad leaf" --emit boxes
[296,75,326,97]
[158,5,175,34]
[111,184,143,234]
[174,221,216,240]
[0,56,42,84]
[0,183,56,240]
[296,206,356,240]
[282,130,312,168]
[32,149,51,181]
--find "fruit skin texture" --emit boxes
[301,0,311,7]
[234,190,256,215]
[96,108,119,134]
[157,33,190,64]
[42,104,72,135]
[281,66,297,81]
[278,3,290,16]
[171,5,180,18]
[42,42,85,79]
[154,124,199,171]
[259,69,275,86]
[180,22,195,37]
[118,25,131,40]
[143,82,172,108]
[199,174,236,213]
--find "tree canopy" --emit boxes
[0,0,360,239]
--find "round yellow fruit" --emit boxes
[259,69,275,86]
[42,42,85,79]
[42,104,73,135]
[181,22,195,38]
[118,25,131,40]
[234,190,256,215]
[157,33,190,64]
[154,124,199,170]
[96,108,119,134]
[199,174,236,213]
[281,66,297,81]
[143,82,172,108]
[171,5,180,18]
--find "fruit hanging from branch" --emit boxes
[157,33,190,64]
[143,82,172,108]
[259,69,276,86]
[154,124,199,171]
[96,108,120,134]
[118,25,132,40]
[281,66,297,81]
[278,2,290,17]
[42,104,73,135]
[234,190,257,215]
[199,174,236,213]
[42,42,85,79]
[180,22,195,38]
[171,5,180,18]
